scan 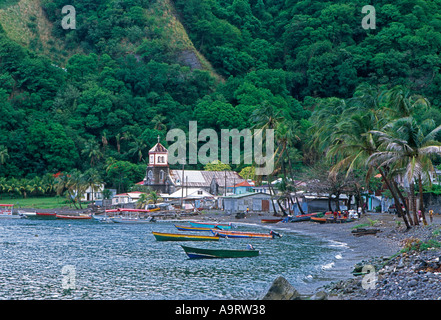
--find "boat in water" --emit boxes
[174,224,212,232]
[189,221,233,230]
[152,231,220,241]
[112,216,155,224]
[211,229,281,239]
[106,208,156,224]
[181,245,260,259]
[0,204,22,219]
[21,212,57,220]
[56,214,92,220]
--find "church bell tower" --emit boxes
[144,136,170,193]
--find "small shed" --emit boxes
[222,192,275,213]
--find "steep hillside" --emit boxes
[0,0,81,65]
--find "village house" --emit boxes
[111,191,147,206]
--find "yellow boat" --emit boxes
[152,231,220,241]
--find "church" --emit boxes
[143,139,245,196]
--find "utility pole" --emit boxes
[180,159,185,209]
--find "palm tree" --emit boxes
[0,145,9,165]
[324,85,412,227]
[151,114,167,131]
[83,168,103,205]
[136,193,148,209]
[128,136,148,162]
[369,117,441,225]
[147,190,163,204]
[82,139,103,166]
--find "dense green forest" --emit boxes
[2,0,441,197]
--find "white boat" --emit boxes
[0,204,22,219]
[111,216,155,224]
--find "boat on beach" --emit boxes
[56,214,92,220]
[189,221,233,230]
[152,231,220,241]
[261,218,283,223]
[211,229,281,239]
[286,212,321,222]
[310,217,327,224]
[181,245,260,259]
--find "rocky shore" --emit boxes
[192,210,441,300]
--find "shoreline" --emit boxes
[188,210,441,300]
[18,207,441,299]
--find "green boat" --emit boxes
[152,231,219,241]
[181,245,260,259]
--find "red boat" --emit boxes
[56,214,91,220]
[261,218,283,224]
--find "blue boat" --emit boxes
[189,221,233,230]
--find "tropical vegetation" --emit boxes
[2,0,441,226]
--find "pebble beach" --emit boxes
[191,210,441,300]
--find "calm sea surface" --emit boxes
[0,218,351,300]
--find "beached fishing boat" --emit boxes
[0,204,21,219]
[175,224,212,232]
[211,229,281,239]
[261,218,283,223]
[189,221,233,230]
[326,217,353,224]
[285,212,321,222]
[22,212,57,220]
[181,245,260,259]
[106,208,156,224]
[310,217,327,224]
[152,231,219,241]
[56,214,92,220]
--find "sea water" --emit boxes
[0,219,352,300]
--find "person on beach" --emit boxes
[429,209,434,223]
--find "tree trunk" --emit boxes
[391,179,412,225]
[295,194,305,215]
[328,194,333,212]
[335,192,341,211]
[378,168,411,229]
[418,175,427,225]
[409,182,419,226]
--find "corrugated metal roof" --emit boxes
[169,170,244,187]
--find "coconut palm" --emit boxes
[0,145,9,165]
[369,117,441,225]
[83,168,103,205]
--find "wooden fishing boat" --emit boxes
[152,231,220,241]
[211,229,281,239]
[310,217,327,224]
[181,245,260,259]
[23,212,57,220]
[174,224,212,231]
[111,216,155,224]
[189,221,233,230]
[56,214,92,220]
[261,218,283,223]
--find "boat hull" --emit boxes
[152,231,219,241]
[261,219,283,223]
[181,245,259,259]
[211,229,280,239]
[189,221,232,230]
[56,214,91,220]
[27,212,57,220]
[111,217,153,224]
[175,224,212,231]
